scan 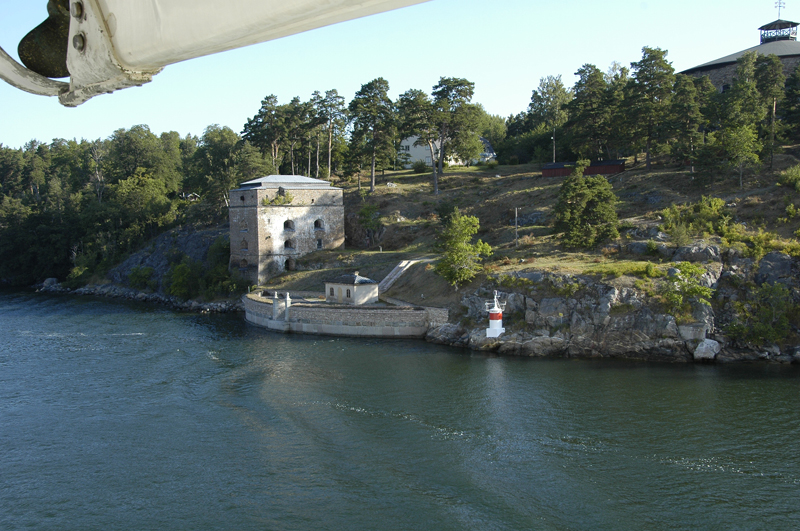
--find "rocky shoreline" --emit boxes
[426,246,800,364]
[32,244,800,364]
[36,278,243,314]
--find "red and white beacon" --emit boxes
[485,290,507,338]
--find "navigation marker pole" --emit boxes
[485,290,507,338]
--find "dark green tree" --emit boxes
[314,89,346,179]
[529,75,572,162]
[628,47,675,171]
[107,125,182,193]
[553,160,619,248]
[397,88,440,192]
[604,61,630,159]
[432,77,482,175]
[190,125,241,210]
[242,94,288,172]
[477,110,507,155]
[348,77,396,192]
[784,64,800,141]
[669,74,703,172]
[755,54,785,169]
[565,64,609,159]
[724,52,767,130]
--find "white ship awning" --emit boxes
[99,0,429,70]
[0,0,429,106]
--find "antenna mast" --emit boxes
[777,0,786,18]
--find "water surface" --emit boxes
[1,291,798,530]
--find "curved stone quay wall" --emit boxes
[243,294,448,338]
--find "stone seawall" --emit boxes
[243,295,448,338]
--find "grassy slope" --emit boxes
[264,151,800,314]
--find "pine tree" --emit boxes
[553,160,619,248]
[431,77,482,176]
[397,88,440,193]
[755,54,786,169]
[670,74,703,172]
[784,64,800,142]
[565,64,609,159]
[628,47,675,171]
[348,78,396,192]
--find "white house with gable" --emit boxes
[398,136,496,168]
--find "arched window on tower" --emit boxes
[239,259,248,269]
[240,238,248,250]
[284,219,295,231]
[240,220,248,232]
[284,239,295,250]
[314,219,325,231]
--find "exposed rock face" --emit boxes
[107,226,229,292]
[673,243,722,263]
[426,323,469,348]
[626,241,674,259]
[427,252,800,363]
[755,252,794,286]
[694,339,721,360]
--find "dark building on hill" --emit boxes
[542,160,626,178]
[682,19,800,89]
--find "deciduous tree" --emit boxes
[528,75,572,162]
[435,207,492,290]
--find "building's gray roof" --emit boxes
[759,19,798,31]
[682,39,800,74]
[324,273,378,285]
[234,175,340,191]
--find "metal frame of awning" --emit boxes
[1,0,429,106]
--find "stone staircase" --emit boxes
[378,259,419,293]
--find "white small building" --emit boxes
[324,272,379,305]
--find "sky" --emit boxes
[0,0,789,149]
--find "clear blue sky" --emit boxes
[0,0,787,149]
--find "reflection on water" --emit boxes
[1,290,799,530]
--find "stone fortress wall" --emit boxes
[243,294,449,338]
[229,176,345,284]
[690,55,800,90]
